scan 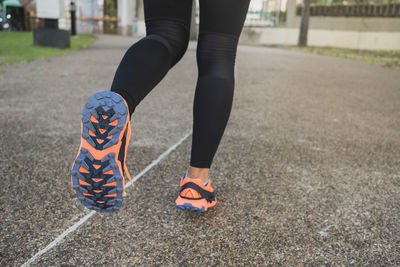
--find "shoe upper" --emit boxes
[179,175,215,203]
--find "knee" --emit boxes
[145,19,190,68]
[196,32,239,81]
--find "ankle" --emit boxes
[187,166,209,184]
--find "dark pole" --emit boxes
[298,0,311,47]
[70,1,77,36]
[190,1,197,40]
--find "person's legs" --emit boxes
[72,0,193,212]
[111,0,193,115]
[176,0,250,212]
[188,0,250,182]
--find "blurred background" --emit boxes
[1,0,399,50]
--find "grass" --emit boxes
[0,32,97,66]
[278,45,400,69]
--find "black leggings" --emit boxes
[111,0,250,168]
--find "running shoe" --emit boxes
[71,91,133,212]
[175,173,217,212]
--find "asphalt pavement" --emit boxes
[0,35,399,266]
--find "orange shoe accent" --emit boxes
[102,115,108,120]
[79,179,91,186]
[92,178,103,183]
[103,181,117,187]
[96,139,104,144]
[92,164,101,169]
[79,166,90,174]
[90,115,99,123]
[99,128,107,134]
[123,162,134,191]
[104,193,118,198]
[89,130,96,136]
[180,188,202,199]
[103,169,114,175]
[109,120,118,126]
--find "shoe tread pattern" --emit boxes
[72,91,128,212]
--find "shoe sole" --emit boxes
[175,203,206,212]
[71,91,129,212]
[175,196,216,212]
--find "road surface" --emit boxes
[0,35,399,266]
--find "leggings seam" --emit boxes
[146,34,173,55]
[198,31,240,41]
[145,16,190,31]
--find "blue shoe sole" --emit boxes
[175,203,206,212]
[71,91,128,213]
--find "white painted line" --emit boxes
[22,131,192,267]
[21,211,96,267]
